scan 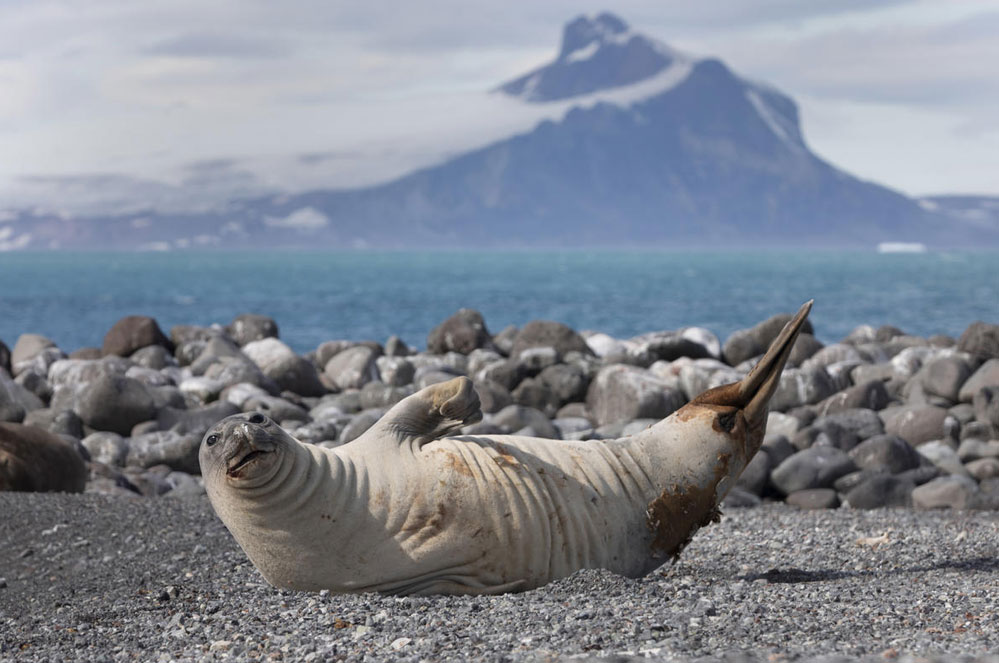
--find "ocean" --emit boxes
[0,250,996,354]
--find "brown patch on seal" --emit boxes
[443,452,474,477]
[645,452,731,560]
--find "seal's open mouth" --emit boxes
[227,449,271,476]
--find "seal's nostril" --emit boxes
[248,412,266,425]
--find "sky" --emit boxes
[1,0,998,216]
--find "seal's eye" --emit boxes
[206,434,219,447]
[248,413,266,425]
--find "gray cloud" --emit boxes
[143,31,292,59]
[2,0,998,208]
[702,10,999,111]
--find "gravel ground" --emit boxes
[2,493,999,662]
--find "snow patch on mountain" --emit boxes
[745,88,803,153]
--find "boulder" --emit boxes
[844,475,915,509]
[795,421,858,452]
[848,434,921,474]
[339,409,386,444]
[585,365,685,427]
[243,338,325,397]
[834,468,888,494]
[917,440,970,476]
[0,369,45,423]
[358,383,414,410]
[124,366,173,388]
[127,430,203,474]
[511,378,559,417]
[203,356,279,394]
[815,381,890,416]
[765,412,800,439]
[881,404,950,446]
[957,321,999,360]
[11,333,57,372]
[973,386,999,427]
[770,446,857,495]
[180,376,226,403]
[375,356,416,387]
[735,449,772,496]
[515,347,560,375]
[384,335,413,357]
[627,330,717,363]
[786,488,840,510]
[21,408,84,439]
[966,457,999,481]
[491,325,518,357]
[156,401,241,437]
[0,422,87,492]
[0,339,9,373]
[315,340,356,368]
[769,368,836,412]
[102,316,172,357]
[324,346,380,390]
[427,309,494,355]
[130,345,175,370]
[912,475,979,509]
[921,357,973,403]
[491,405,559,439]
[958,359,999,402]
[762,434,796,467]
[956,438,999,462]
[510,320,592,360]
[788,334,824,367]
[472,380,513,414]
[243,395,309,424]
[81,431,130,467]
[801,344,865,372]
[169,324,214,347]
[723,311,815,366]
[552,417,594,440]
[960,421,998,442]
[537,363,589,405]
[722,487,762,508]
[289,419,340,446]
[227,314,279,346]
[75,375,157,435]
[814,408,885,441]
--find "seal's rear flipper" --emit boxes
[384,376,483,444]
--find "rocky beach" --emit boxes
[2,307,999,661]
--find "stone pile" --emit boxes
[1,309,998,510]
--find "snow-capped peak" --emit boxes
[498,12,693,103]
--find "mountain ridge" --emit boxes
[1,12,996,251]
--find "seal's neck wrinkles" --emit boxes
[230,442,344,519]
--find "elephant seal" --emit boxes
[0,423,87,493]
[201,301,812,595]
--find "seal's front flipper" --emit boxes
[385,376,483,444]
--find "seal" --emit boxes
[201,301,812,595]
[0,422,87,493]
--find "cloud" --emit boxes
[264,207,330,230]
[1,0,999,209]
[143,32,292,59]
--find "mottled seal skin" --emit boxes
[201,302,813,596]
[0,422,87,493]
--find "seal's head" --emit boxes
[199,412,288,487]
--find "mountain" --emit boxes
[2,13,996,250]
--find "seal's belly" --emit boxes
[387,435,662,594]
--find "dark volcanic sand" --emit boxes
[2,493,999,662]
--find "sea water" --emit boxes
[0,250,996,354]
